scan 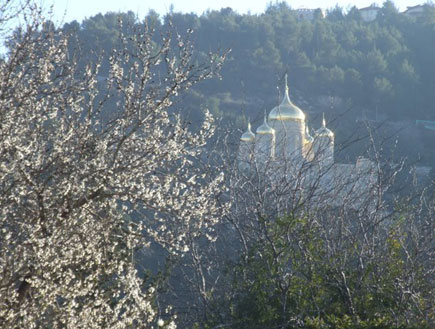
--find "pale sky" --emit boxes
[47,0,427,23]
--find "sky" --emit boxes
[47,0,427,24]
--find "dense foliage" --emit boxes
[63,2,435,123]
[207,215,434,328]
[56,1,435,168]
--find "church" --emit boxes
[238,75,378,210]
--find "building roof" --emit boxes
[359,5,381,11]
[315,114,334,138]
[240,121,255,142]
[269,74,305,122]
[256,112,275,135]
[305,126,314,143]
[405,4,426,10]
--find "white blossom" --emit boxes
[0,2,227,328]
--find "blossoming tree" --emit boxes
[0,1,227,328]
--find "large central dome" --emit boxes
[269,75,305,122]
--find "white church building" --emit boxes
[238,75,378,210]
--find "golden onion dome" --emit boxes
[256,112,275,135]
[269,74,305,122]
[315,114,334,138]
[240,121,255,142]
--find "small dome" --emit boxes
[256,112,275,135]
[240,121,255,142]
[315,114,334,138]
[305,126,314,143]
[269,74,305,122]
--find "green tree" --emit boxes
[206,213,434,329]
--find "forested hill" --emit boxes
[61,1,435,151]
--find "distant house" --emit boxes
[359,5,381,22]
[294,8,325,21]
[403,5,426,17]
